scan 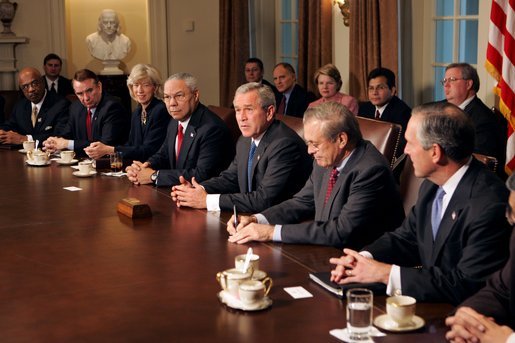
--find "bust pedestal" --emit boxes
[0,36,28,89]
[98,74,131,112]
[100,60,124,75]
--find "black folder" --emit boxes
[309,271,386,299]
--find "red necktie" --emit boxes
[375,109,381,119]
[86,108,92,141]
[176,123,184,161]
[324,168,339,204]
[277,96,286,115]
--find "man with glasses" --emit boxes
[244,58,279,99]
[359,67,411,156]
[441,62,506,165]
[0,67,69,145]
[126,72,234,187]
[227,101,404,248]
[329,102,510,305]
[43,69,129,156]
[446,173,515,342]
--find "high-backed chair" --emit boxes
[0,90,22,121]
[472,153,498,173]
[392,154,423,216]
[357,117,402,166]
[207,105,240,143]
[276,114,304,138]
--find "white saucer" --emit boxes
[56,159,78,165]
[374,314,425,332]
[217,290,272,311]
[19,149,28,154]
[72,170,97,178]
[26,160,51,167]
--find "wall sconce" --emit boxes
[334,0,351,27]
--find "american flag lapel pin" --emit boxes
[257,155,260,161]
[190,132,194,138]
[451,211,457,220]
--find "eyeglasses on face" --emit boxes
[20,80,42,92]
[440,77,467,86]
[163,92,191,103]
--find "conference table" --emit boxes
[0,149,453,342]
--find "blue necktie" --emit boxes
[247,141,257,192]
[431,187,446,239]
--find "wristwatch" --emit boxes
[150,171,158,183]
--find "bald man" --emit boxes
[0,67,69,145]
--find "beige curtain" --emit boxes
[298,0,333,94]
[219,0,249,107]
[349,0,398,101]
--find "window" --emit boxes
[276,0,299,71]
[433,0,479,100]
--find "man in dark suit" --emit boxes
[126,72,234,187]
[358,67,411,155]
[445,173,515,342]
[442,62,506,165]
[170,82,312,213]
[0,67,69,144]
[227,101,404,249]
[273,62,312,118]
[43,69,129,156]
[42,53,74,97]
[330,102,511,305]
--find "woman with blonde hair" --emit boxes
[84,63,169,161]
[308,63,358,115]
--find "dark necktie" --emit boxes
[50,82,56,94]
[141,109,147,125]
[176,123,184,161]
[247,141,257,192]
[277,96,286,115]
[324,168,339,204]
[431,187,446,239]
[86,108,92,141]
[375,109,381,119]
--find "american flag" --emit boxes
[486,0,515,174]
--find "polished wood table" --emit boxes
[0,150,453,342]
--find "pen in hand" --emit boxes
[233,205,239,230]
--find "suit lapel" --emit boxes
[238,138,252,192]
[431,162,478,263]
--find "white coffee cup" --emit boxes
[386,295,416,327]
[235,254,260,272]
[216,268,253,297]
[238,278,272,305]
[60,150,75,163]
[23,140,35,152]
[78,161,92,175]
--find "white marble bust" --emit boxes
[86,9,131,61]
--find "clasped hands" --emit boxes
[0,129,25,144]
[445,307,513,343]
[126,161,155,185]
[329,248,391,285]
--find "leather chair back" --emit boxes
[207,105,240,143]
[276,115,304,138]
[392,154,423,216]
[357,116,402,166]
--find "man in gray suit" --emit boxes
[227,101,404,249]
[330,102,511,305]
[171,82,311,213]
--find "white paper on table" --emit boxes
[283,286,313,299]
[63,186,82,191]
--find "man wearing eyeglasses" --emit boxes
[442,62,506,166]
[358,67,411,156]
[244,58,279,98]
[0,67,69,145]
[43,69,129,156]
[446,173,515,343]
[126,72,234,187]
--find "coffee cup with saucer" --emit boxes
[374,295,425,332]
[26,149,50,166]
[73,161,97,177]
[59,150,77,164]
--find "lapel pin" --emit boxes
[190,132,194,138]
[38,118,42,122]
[451,211,457,220]
[257,155,260,161]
